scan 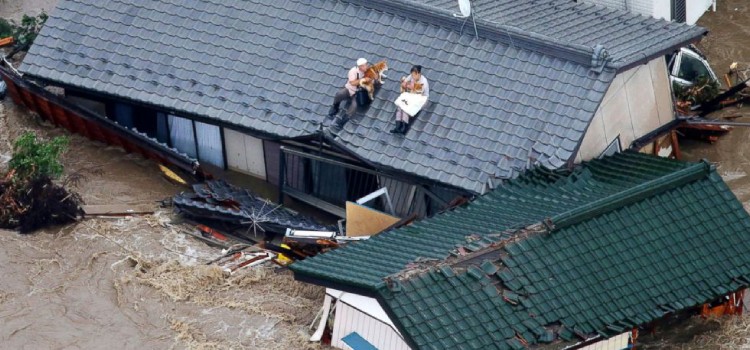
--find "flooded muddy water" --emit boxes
[0,0,56,22]
[684,2,750,206]
[0,100,325,349]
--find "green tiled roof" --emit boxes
[378,164,750,349]
[291,152,692,290]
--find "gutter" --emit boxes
[0,65,204,178]
[20,75,307,142]
[629,119,683,150]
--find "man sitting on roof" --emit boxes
[328,58,372,125]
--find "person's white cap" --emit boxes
[356,58,368,66]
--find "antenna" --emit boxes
[453,0,478,38]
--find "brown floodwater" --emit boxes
[0,100,324,349]
[684,1,750,206]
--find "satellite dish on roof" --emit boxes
[452,0,478,38]
[457,0,471,17]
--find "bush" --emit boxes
[0,18,12,38]
[0,132,82,233]
[9,132,69,182]
[12,12,48,49]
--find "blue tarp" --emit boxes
[341,332,378,350]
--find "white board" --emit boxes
[224,128,267,179]
[394,92,428,117]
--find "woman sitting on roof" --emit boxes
[391,65,429,134]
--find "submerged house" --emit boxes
[13,0,705,219]
[291,152,750,349]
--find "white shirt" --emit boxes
[404,75,429,98]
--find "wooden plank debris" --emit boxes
[83,204,154,216]
[0,37,13,47]
[345,201,400,237]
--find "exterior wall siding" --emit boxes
[331,300,410,350]
[582,0,653,17]
[584,0,714,23]
[577,332,631,350]
[687,0,715,25]
[576,57,672,161]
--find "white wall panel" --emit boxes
[331,300,410,350]
[223,128,266,179]
[687,0,714,24]
[577,57,672,162]
[578,332,631,350]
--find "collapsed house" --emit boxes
[291,152,750,349]
[3,0,706,221]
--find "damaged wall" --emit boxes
[575,56,673,161]
[329,291,410,350]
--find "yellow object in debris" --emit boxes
[276,253,293,265]
[276,243,293,265]
[159,164,188,186]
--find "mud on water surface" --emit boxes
[0,100,325,349]
[684,0,750,210]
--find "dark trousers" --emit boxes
[328,88,356,117]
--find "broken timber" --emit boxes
[83,204,154,216]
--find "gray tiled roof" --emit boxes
[20,0,704,193]
[416,0,707,69]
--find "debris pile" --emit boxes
[0,132,83,233]
[173,179,334,238]
[207,244,276,274]
[673,76,721,112]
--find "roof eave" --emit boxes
[20,73,312,141]
[324,133,480,194]
[611,29,709,73]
